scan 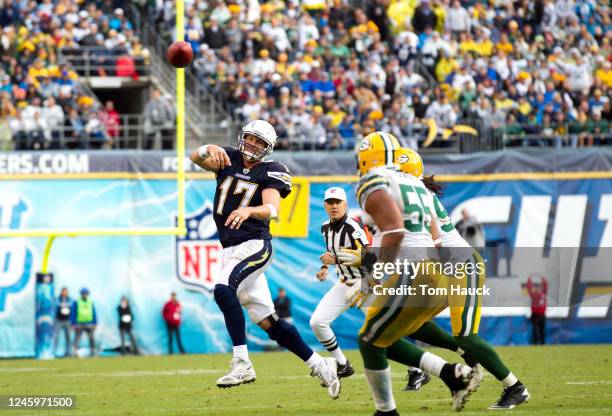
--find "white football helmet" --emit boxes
[238,120,277,161]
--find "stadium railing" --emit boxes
[500,122,612,148]
[58,47,150,79]
[503,132,612,148]
[8,114,153,150]
[133,12,233,145]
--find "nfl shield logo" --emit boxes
[175,203,223,294]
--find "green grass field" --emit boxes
[1,345,611,415]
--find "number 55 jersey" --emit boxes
[356,166,436,251]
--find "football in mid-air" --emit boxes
[166,41,193,68]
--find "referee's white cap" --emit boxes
[324,187,347,202]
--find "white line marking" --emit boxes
[566,381,612,385]
[58,368,223,378]
[0,367,49,372]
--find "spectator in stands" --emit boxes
[446,1,470,35]
[64,107,85,149]
[6,0,603,151]
[53,287,72,358]
[25,109,49,150]
[8,109,27,150]
[204,18,228,50]
[100,100,120,141]
[162,292,185,355]
[525,274,548,345]
[412,0,437,34]
[71,288,97,357]
[118,296,139,355]
[273,288,293,325]
[84,110,110,149]
[144,89,175,150]
[240,95,262,122]
[42,97,64,149]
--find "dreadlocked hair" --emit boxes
[422,175,445,195]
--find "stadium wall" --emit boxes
[1,149,612,357]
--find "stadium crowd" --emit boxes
[0,0,148,150]
[153,0,611,150]
[0,0,610,151]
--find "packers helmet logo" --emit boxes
[359,138,371,152]
[398,154,409,164]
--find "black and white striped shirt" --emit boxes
[321,215,370,283]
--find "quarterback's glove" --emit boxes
[336,248,362,267]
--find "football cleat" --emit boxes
[489,382,530,410]
[216,357,256,388]
[440,364,480,411]
[468,363,484,391]
[337,360,355,379]
[311,357,341,399]
[403,368,431,391]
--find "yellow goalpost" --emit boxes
[0,1,188,271]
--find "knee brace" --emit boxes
[213,284,241,313]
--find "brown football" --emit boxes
[166,41,193,68]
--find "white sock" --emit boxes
[501,372,518,387]
[331,348,347,366]
[408,366,421,372]
[419,352,447,377]
[233,345,249,362]
[306,352,324,370]
[364,367,396,412]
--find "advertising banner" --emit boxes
[1,150,611,357]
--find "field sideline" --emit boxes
[1,345,611,415]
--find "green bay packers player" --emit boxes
[340,132,480,415]
[398,147,530,410]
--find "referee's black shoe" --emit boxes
[337,361,355,379]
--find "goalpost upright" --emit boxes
[0,0,188,247]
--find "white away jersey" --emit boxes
[355,167,435,248]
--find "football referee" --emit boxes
[310,187,370,379]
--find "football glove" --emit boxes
[344,282,369,308]
[337,248,378,272]
[336,248,362,267]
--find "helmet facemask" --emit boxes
[238,132,272,162]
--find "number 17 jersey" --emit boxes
[213,146,292,248]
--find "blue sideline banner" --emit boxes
[1,170,612,357]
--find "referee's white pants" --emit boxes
[310,281,352,350]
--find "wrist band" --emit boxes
[433,238,442,245]
[197,145,210,158]
[264,203,278,219]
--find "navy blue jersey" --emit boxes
[213,146,292,248]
